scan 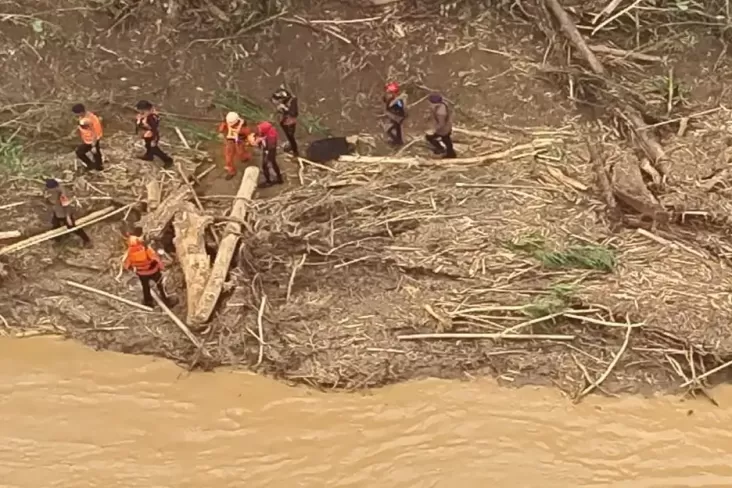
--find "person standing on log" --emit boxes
[44,178,92,247]
[383,82,407,146]
[253,121,284,187]
[72,103,104,171]
[135,100,174,169]
[218,111,252,181]
[123,227,170,308]
[425,93,456,159]
[271,87,299,157]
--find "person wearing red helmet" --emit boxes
[383,81,407,146]
[253,121,284,187]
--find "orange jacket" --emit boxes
[124,238,162,276]
[78,112,103,144]
[218,119,251,142]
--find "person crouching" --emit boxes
[218,111,252,180]
[123,227,170,308]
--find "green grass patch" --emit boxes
[0,134,27,175]
[214,90,330,136]
[523,283,577,318]
[165,116,218,144]
[506,233,616,272]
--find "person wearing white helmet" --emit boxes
[217,111,252,180]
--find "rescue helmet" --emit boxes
[428,93,443,104]
[225,111,240,125]
[385,82,400,94]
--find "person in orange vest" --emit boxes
[217,111,252,180]
[72,103,103,171]
[253,121,284,187]
[123,227,170,307]
[135,100,173,169]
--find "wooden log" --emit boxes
[64,279,154,312]
[151,290,210,357]
[339,140,556,166]
[0,231,21,240]
[191,165,259,324]
[0,205,120,256]
[146,180,161,211]
[173,209,213,323]
[141,185,191,240]
[544,0,606,75]
[588,44,664,63]
[545,0,667,172]
[397,332,575,341]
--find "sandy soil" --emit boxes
[3,0,732,398]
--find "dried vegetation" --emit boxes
[2,0,732,401]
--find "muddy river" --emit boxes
[1,337,731,487]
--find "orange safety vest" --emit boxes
[136,109,158,139]
[78,112,103,144]
[125,242,162,276]
[225,120,244,141]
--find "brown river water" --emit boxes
[2,337,732,487]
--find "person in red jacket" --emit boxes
[253,121,284,187]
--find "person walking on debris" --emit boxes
[218,111,252,180]
[44,178,92,247]
[135,100,173,169]
[72,103,104,171]
[123,227,171,308]
[383,82,407,146]
[271,86,299,157]
[253,121,284,187]
[425,93,456,159]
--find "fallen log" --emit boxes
[141,185,191,240]
[544,0,667,173]
[152,290,210,356]
[0,205,122,256]
[191,165,260,324]
[588,44,664,63]
[64,279,154,312]
[397,332,575,341]
[339,140,557,166]
[146,180,161,211]
[0,231,21,240]
[173,209,213,323]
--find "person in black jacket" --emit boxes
[383,81,406,146]
[272,87,299,157]
[135,100,173,168]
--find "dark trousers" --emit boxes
[142,138,173,167]
[425,132,457,158]
[139,270,169,306]
[51,214,90,244]
[280,122,299,156]
[261,147,283,185]
[75,141,103,170]
[386,120,403,145]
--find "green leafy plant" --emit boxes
[505,233,616,272]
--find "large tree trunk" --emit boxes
[191,166,260,325]
[141,185,191,240]
[173,207,213,323]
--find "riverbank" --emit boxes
[2,0,732,399]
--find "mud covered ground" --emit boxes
[3,0,732,400]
